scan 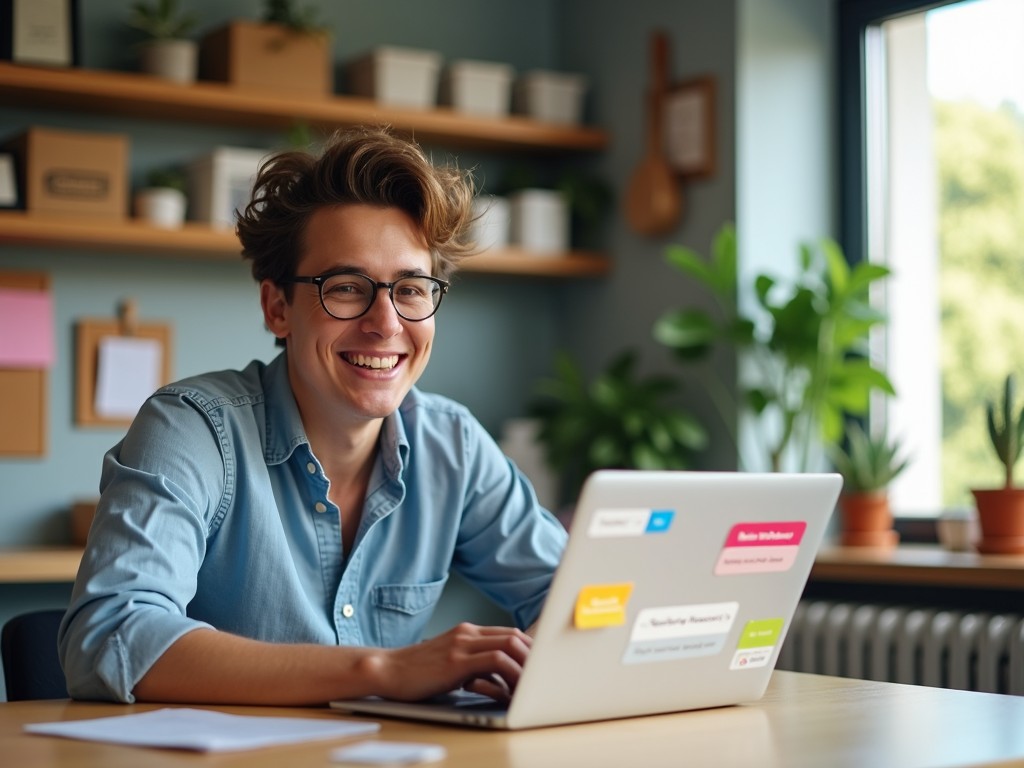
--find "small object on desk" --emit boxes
[331,740,447,765]
[24,708,379,752]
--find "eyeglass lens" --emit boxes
[320,273,443,320]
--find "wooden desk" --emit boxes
[3,672,1024,767]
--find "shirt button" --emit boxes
[342,604,355,618]
[314,502,327,514]
[306,462,316,474]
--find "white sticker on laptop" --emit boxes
[588,508,675,538]
[622,602,738,664]
[714,521,807,575]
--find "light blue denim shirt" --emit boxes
[59,352,567,702]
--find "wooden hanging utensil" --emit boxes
[624,30,682,235]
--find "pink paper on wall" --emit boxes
[0,287,55,368]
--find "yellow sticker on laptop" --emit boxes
[574,583,634,629]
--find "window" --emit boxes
[840,0,1024,516]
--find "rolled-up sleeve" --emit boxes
[451,418,567,630]
[59,392,221,702]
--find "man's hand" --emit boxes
[365,622,532,703]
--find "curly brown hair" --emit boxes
[236,126,478,288]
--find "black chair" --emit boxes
[1,609,69,701]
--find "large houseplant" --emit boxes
[827,421,910,547]
[528,350,707,508]
[653,223,896,473]
[972,374,1024,554]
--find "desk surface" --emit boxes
[3,672,1024,768]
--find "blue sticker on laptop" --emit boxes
[645,510,675,533]
[588,509,676,537]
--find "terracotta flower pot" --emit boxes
[838,491,899,548]
[972,488,1024,554]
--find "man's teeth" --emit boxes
[346,354,399,370]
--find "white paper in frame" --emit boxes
[664,76,716,179]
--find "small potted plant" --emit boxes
[134,166,188,229]
[827,421,909,548]
[972,374,1024,554]
[127,0,201,84]
[528,349,707,512]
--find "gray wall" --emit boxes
[0,0,838,674]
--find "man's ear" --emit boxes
[260,280,290,343]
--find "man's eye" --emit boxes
[396,284,428,298]
[324,280,368,296]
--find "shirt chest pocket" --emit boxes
[372,576,449,647]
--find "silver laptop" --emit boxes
[331,469,841,730]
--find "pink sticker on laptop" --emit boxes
[714,521,807,575]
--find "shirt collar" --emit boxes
[261,352,308,466]
[261,351,411,479]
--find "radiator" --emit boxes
[777,600,1024,695]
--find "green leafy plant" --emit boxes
[262,0,331,37]
[827,421,910,494]
[127,0,199,40]
[653,223,896,472]
[985,374,1024,489]
[528,350,707,505]
[144,166,187,193]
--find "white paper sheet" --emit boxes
[93,335,162,419]
[24,708,380,752]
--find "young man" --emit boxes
[59,127,567,705]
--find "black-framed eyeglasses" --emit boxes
[285,271,450,322]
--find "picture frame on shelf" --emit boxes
[0,152,18,209]
[0,0,80,67]
[663,75,716,179]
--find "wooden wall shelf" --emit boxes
[0,212,610,278]
[0,63,609,153]
[812,545,1024,591]
[0,64,612,278]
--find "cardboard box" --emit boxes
[514,70,588,125]
[70,499,98,546]
[347,46,442,108]
[5,127,128,218]
[188,147,270,229]
[200,21,333,96]
[440,59,514,117]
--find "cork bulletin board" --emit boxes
[74,301,171,428]
[0,269,50,456]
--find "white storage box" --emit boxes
[440,59,514,117]
[188,147,269,229]
[348,46,443,109]
[514,70,588,125]
[469,195,511,251]
[509,189,569,254]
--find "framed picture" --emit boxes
[0,0,80,68]
[0,152,18,209]
[664,75,716,179]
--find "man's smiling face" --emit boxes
[261,204,437,429]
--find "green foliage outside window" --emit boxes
[936,100,1024,504]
